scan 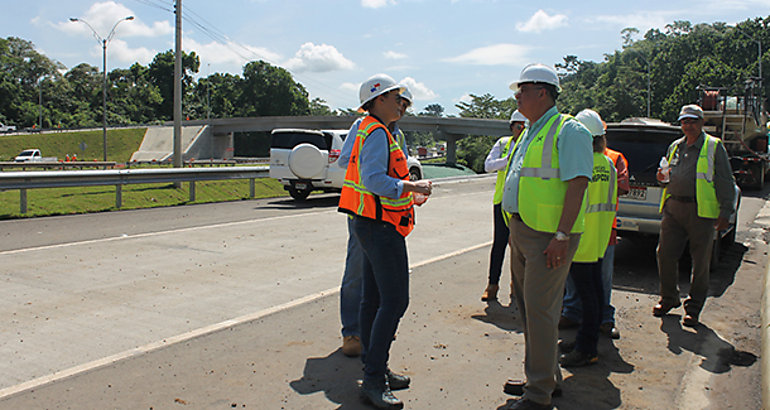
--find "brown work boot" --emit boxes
[652,299,681,317]
[481,284,499,301]
[342,335,362,357]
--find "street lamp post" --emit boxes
[69,15,134,161]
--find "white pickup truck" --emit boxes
[14,149,57,162]
[0,122,16,133]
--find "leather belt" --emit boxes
[670,195,695,203]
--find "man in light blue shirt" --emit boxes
[500,64,592,410]
[337,88,413,358]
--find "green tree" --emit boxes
[236,60,309,116]
[147,50,200,120]
[419,103,445,117]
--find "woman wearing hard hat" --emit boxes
[338,74,432,409]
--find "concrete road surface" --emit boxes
[0,175,765,409]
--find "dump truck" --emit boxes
[698,78,769,189]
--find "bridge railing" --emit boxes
[0,166,268,214]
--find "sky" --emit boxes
[2,0,769,116]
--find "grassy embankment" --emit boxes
[0,128,286,219]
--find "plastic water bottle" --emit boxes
[659,156,670,183]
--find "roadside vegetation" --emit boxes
[0,128,146,162]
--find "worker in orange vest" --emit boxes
[338,73,432,409]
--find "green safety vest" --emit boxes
[573,153,617,263]
[659,134,720,219]
[517,113,586,234]
[493,136,515,205]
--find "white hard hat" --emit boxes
[359,74,404,110]
[400,87,413,106]
[509,63,561,93]
[575,109,606,136]
[509,109,526,124]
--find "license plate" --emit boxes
[625,187,647,201]
[295,183,307,190]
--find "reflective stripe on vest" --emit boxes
[493,136,514,205]
[604,148,626,229]
[338,116,415,236]
[574,153,617,263]
[659,134,720,219]
[518,113,586,234]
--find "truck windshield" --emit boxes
[18,150,35,156]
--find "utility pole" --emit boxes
[173,0,183,171]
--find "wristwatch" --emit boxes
[554,231,569,241]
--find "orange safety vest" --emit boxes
[604,147,627,229]
[338,116,415,237]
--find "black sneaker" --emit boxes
[559,350,598,367]
[386,368,410,390]
[558,339,575,353]
[360,380,403,409]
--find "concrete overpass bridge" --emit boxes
[131,116,510,165]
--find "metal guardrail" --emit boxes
[0,166,269,214]
[0,161,117,171]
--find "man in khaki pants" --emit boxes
[654,104,735,327]
[499,63,592,410]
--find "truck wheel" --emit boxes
[288,186,312,201]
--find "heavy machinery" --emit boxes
[698,78,768,189]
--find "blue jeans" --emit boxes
[340,217,364,337]
[351,216,409,384]
[562,244,616,325]
[569,261,603,356]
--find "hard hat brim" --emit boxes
[509,80,562,93]
[358,84,405,111]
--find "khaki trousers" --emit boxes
[656,199,716,314]
[509,218,580,405]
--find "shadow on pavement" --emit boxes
[289,348,369,409]
[471,300,524,333]
[659,316,758,373]
[263,194,340,209]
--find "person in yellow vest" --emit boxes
[560,110,630,340]
[654,104,735,327]
[558,109,617,367]
[499,64,593,410]
[338,73,432,409]
[481,109,527,302]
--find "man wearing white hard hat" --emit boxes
[338,73,432,409]
[337,85,415,359]
[560,110,630,341]
[556,109,617,368]
[481,109,527,302]
[654,104,735,327]
[499,63,593,410]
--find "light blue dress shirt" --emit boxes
[338,119,408,169]
[501,105,593,214]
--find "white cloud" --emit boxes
[384,50,407,60]
[516,10,568,33]
[106,39,156,65]
[454,93,473,105]
[340,82,360,94]
[362,0,396,8]
[443,44,530,66]
[60,1,172,38]
[399,77,437,100]
[284,42,355,73]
